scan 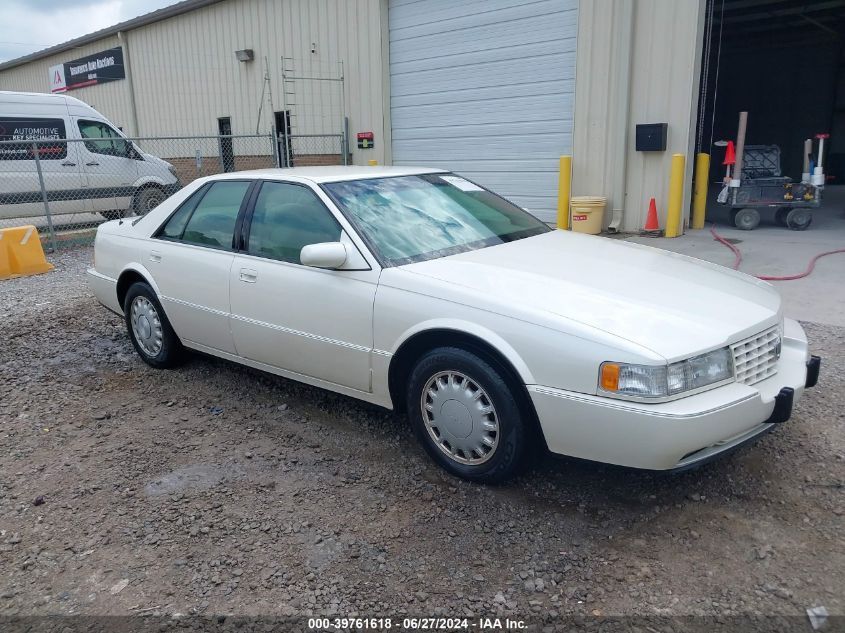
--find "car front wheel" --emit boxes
[406,347,528,483]
[124,281,183,368]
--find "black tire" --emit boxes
[774,207,790,227]
[123,282,184,369]
[732,207,760,230]
[99,188,166,221]
[134,186,167,216]
[786,208,812,231]
[406,347,528,484]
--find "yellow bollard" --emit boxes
[367,159,378,166]
[665,154,686,238]
[557,155,572,230]
[692,152,710,230]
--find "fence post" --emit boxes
[343,116,349,166]
[270,128,280,168]
[32,141,58,253]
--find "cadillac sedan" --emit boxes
[87,166,820,483]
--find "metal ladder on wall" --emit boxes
[280,57,348,167]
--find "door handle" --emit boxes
[239,268,258,283]
[150,250,162,263]
[61,161,76,167]
[86,161,99,166]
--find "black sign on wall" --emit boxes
[58,47,125,92]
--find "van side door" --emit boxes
[0,115,90,220]
[73,118,139,215]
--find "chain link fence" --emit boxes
[0,132,346,251]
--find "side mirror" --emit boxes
[300,242,347,269]
[126,142,142,160]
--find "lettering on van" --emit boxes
[0,118,68,160]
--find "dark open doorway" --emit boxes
[696,1,845,184]
[218,116,234,172]
[274,110,292,167]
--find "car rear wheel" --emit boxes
[406,347,528,483]
[124,281,184,368]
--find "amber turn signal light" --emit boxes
[600,363,620,391]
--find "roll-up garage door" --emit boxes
[388,0,578,222]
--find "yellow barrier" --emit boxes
[665,154,686,238]
[557,155,572,230]
[692,152,710,230]
[0,225,54,281]
[368,159,378,166]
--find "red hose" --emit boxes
[709,225,845,281]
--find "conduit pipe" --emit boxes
[606,0,635,233]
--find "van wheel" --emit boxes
[133,187,167,216]
[98,188,166,221]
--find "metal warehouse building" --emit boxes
[1,0,843,230]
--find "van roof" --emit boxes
[0,91,89,108]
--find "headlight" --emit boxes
[167,164,177,177]
[600,347,733,399]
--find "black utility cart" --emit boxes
[718,145,820,231]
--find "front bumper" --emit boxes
[529,319,818,470]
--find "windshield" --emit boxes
[322,174,550,266]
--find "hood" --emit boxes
[142,152,172,169]
[398,230,781,361]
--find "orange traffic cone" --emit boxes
[723,140,736,166]
[642,198,661,236]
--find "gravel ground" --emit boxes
[1,246,843,630]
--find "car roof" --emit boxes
[206,165,448,183]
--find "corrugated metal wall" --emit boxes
[388,0,578,222]
[0,34,133,132]
[572,0,706,232]
[0,0,388,165]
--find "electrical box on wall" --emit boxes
[357,132,374,149]
[636,123,668,152]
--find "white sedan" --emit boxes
[87,166,820,483]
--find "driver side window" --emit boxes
[247,182,341,264]
[78,120,130,157]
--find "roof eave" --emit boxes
[0,0,226,72]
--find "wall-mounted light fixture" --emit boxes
[235,49,254,62]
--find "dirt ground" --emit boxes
[1,246,843,631]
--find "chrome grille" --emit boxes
[732,326,781,385]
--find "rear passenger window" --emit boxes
[159,186,207,239]
[162,181,250,249]
[0,117,67,161]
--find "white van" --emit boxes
[0,91,180,220]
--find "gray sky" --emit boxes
[0,0,182,63]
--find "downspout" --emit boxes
[117,31,140,137]
[606,0,635,233]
